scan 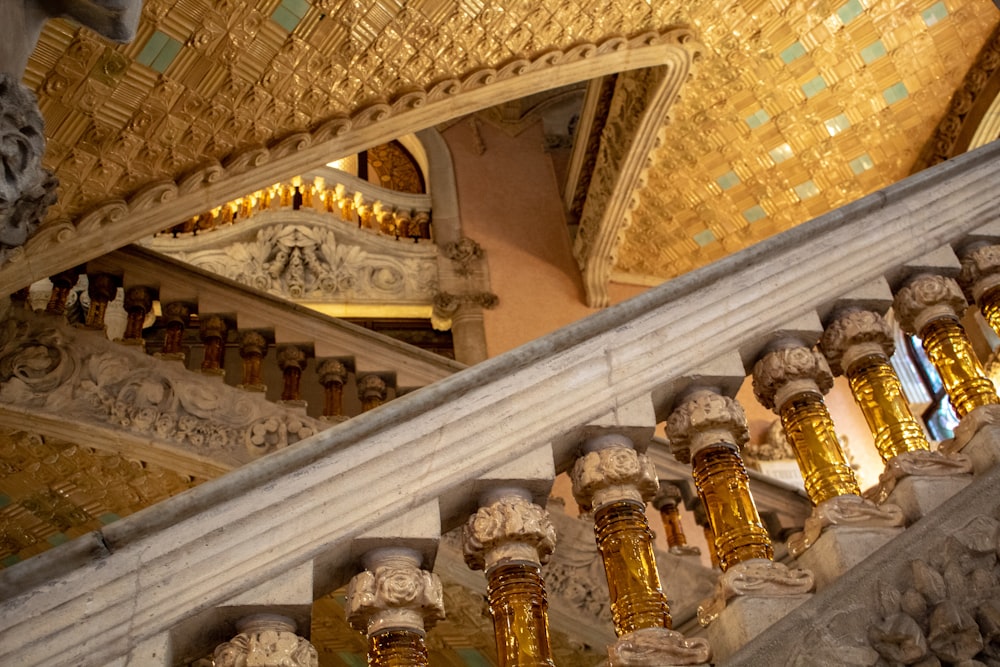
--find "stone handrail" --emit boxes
[2,140,999,666]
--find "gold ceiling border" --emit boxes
[1,28,699,297]
[572,58,699,308]
[910,22,1000,173]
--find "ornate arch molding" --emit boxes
[911,22,1000,172]
[0,28,700,297]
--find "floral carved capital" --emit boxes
[357,373,387,401]
[958,244,1000,301]
[214,615,318,667]
[752,346,833,410]
[665,390,748,463]
[344,563,445,633]
[820,309,894,376]
[316,358,347,386]
[276,345,308,372]
[463,495,557,570]
[893,274,968,335]
[570,445,658,509]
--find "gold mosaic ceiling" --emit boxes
[23,0,1000,283]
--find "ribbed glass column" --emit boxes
[920,317,998,417]
[369,630,429,667]
[979,284,1000,336]
[846,353,929,462]
[658,503,687,550]
[486,562,554,667]
[691,445,773,570]
[779,392,861,505]
[594,499,671,635]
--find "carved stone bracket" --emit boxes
[787,495,906,557]
[696,560,815,626]
[214,614,318,667]
[442,237,484,277]
[463,495,557,571]
[430,290,499,331]
[607,627,711,667]
[893,274,968,335]
[0,312,325,469]
[868,449,974,504]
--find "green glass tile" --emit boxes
[457,648,493,667]
[136,31,169,67]
[716,170,740,191]
[693,229,716,247]
[272,5,301,31]
[745,108,770,129]
[150,36,182,74]
[282,0,311,18]
[824,113,851,136]
[99,512,121,525]
[849,153,875,174]
[780,41,807,64]
[837,0,864,25]
[0,493,10,508]
[922,1,948,27]
[794,180,820,200]
[769,143,794,164]
[743,205,767,223]
[47,532,69,546]
[860,40,887,64]
[883,81,909,105]
[801,75,827,99]
[337,653,366,667]
[2,555,20,567]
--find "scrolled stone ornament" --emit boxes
[696,560,815,626]
[787,494,905,557]
[607,627,711,667]
[463,495,557,570]
[214,614,318,667]
[869,449,973,503]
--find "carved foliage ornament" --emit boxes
[442,237,483,277]
[0,75,57,265]
[0,314,323,465]
[696,560,815,626]
[820,309,894,376]
[752,346,834,409]
[607,627,711,667]
[214,615,318,667]
[893,274,968,335]
[463,495,557,570]
[344,564,446,632]
[958,244,1000,300]
[665,390,749,463]
[570,445,659,508]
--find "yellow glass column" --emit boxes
[44,267,81,316]
[358,373,388,412]
[464,492,556,667]
[894,274,999,418]
[753,346,861,506]
[345,548,445,667]
[199,315,228,375]
[652,483,698,555]
[157,302,191,360]
[570,435,670,636]
[317,358,348,418]
[121,286,154,346]
[238,331,268,391]
[277,345,308,402]
[821,309,929,463]
[665,389,773,571]
[82,273,118,330]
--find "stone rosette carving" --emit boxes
[607,627,711,666]
[665,390,749,463]
[868,449,973,504]
[357,373,387,402]
[753,346,834,410]
[0,313,324,467]
[893,274,968,335]
[820,309,894,376]
[214,614,318,667]
[958,244,1000,302]
[276,345,308,371]
[443,237,484,277]
[0,75,58,266]
[344,563,446,634]
[463,495,557,570]
[570,445,659,510]
[787,495,905,557]
[316,358,347,386]
[696,560,815,626]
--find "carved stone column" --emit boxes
[238,331,268,392]
[571,434,711,666]
[277,345,308,406]
[894,274,999,418]
[121,286,154,347]
[665,388,814,660]
[317,359,349,422]
[358,374,387,412]
[651,484,700,557]
[214,614,317,667]
[822,308,972,519]
[82,273,118,331]
[464,490,557,667]
[753,342,904,587]
[344,547,445,667]
[44,267,82,316]
[199,315,228,377]
[156,302,192,362]
[432,290,497,366]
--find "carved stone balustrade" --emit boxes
[121,285,155,347]
[277,344,311,407]
[82,273,119,331]
[317,358,349,421]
